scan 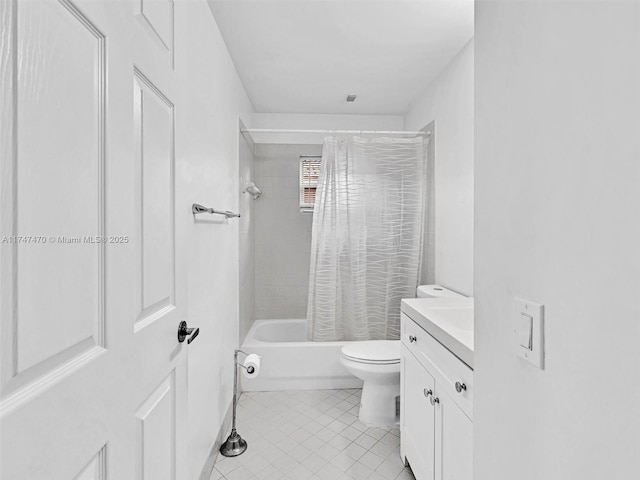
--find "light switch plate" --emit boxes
[513,298,544,369]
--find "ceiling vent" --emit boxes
[346,95,357,102]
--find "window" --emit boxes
[299,156,321,212]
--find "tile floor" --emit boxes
[210,389,415,480]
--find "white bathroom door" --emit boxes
[0,1,190,479]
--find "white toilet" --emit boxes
[340,285,465,427]
[340,340,401,427]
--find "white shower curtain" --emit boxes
[306,135,429,341]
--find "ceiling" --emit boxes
[208,0,474,115]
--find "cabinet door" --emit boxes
[401,348,436,480]
[434,389,473,480]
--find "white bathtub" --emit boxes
[241,319,363,391]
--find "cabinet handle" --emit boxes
[409,335,417,343]
[429,396,440,406]
[455,382,467,393]
[423,388,432,398]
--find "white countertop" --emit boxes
[401,297,474,368]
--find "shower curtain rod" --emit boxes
[241,128,431,136]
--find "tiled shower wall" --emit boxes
[239,130,256,342]
[254,143,323,319]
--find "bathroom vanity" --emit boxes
[400,297,474,480]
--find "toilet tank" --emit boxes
[416,285,465,298]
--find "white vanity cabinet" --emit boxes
[400,312,473,480]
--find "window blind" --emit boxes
[299,156,321,212]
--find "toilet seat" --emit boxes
[341,340,400,365]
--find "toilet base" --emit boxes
[358,381,399,428]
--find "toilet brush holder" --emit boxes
[220,349,256,457]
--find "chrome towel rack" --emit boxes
[192,203,241,218]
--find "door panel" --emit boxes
[4,0,106,392]
[74,447,107,480]
[135,372,177,480]
[133,68,176,327]
[134,0,174,66]
[435,390,473,480]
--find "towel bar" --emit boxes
[192,203,240,218]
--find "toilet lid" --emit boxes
[342,340,400,364]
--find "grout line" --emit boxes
[211,388,411,480]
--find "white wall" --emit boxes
[248,113,404,144]
[404,40,474,296]
[174,3,254,477]
[475,2,640,479]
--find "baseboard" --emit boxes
[198,400,234,480]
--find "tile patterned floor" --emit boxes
[210,389,415,480]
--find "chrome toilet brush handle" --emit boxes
[219,349,252,457]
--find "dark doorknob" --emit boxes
[178,321,200,344]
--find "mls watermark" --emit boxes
[1,235,129,244]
